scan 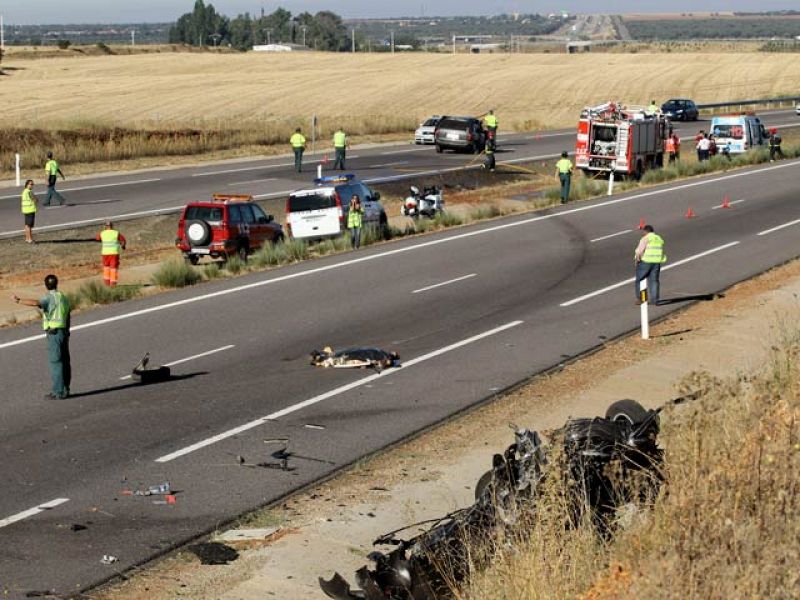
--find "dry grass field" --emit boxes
[4,52,800,131]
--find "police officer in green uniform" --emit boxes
[21,179,38,244]
[333,128,347,170]
[634,225,667,305]
[290,128,307,173]
[555,151,573,204]
[43,151,66,206]
[12,274,72,399]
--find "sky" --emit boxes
[2,1,799,25]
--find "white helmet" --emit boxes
[410,186,419,195]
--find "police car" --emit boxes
[285,175,387,241]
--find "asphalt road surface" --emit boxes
[1,109,797,239]
[1,153,799,596]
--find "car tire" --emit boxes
[273,233,285,245]
[435,145,443,154]
[605,399,649,426]
[185,220,211,247]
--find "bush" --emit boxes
[56,39,71,50]
[78,281,142,305]
[283,238,309,262]
[223,255,245,274]
[202,263,223,280]
[151,257,201,288]
[469,204,503,221]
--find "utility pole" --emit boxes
[267,28,272,45]
[391,30,394,53]
[452,34,456,54]
[301,25,307,47]
[351,28,355,53]
[1,14,5,54]
[131,29,135,46]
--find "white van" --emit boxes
[710,115,768,154]
[285,175,387,241]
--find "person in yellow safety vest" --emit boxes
[12,274,72,399]
[484,110,498,132]
[95,220,127,286]
[555,152,573,204]
[290,128,307,173]
[665,135,677,163]
[634,224,667,305]
[333,128,347,171]
[347,195,364,250]
[646,100,658,116]
[43,151,67,206]
[21,179,38,244]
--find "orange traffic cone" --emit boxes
[638,218,647,230]
[685,207,696,219]
[721,195,731,209]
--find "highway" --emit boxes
[1,152,799,596]
[1,108,797,239]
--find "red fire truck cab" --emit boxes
[575,102,668,180]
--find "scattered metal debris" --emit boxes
[121,481,171,496]
[188,542,239,565]
[131,353,171,384]
[320,398,671,600]
[310,347,400,372]
[70,523,88,532]
[100,555,118,565]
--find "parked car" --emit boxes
[434,116,486,154]
[176,194,283,264]
[285,174,387,241]
[414,116,442,145]
[709,114,768,154]
[660,99,699,121]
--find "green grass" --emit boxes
[78,281,142,305]
[202,262,223,280]
[223,255,245,274]
[151,257,201,288]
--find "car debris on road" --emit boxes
[131,353,171,383]
[310,347,400,372]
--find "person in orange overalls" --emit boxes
[95,220,127,286]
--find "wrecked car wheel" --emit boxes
[605,399,649,426]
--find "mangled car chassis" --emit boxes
[320,397,685,600]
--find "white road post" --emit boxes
[639,279,650,340]
[317,164,322,179]
[607,168,615,196]
[15,153,20,187]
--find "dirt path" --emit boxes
[89,245,800,598]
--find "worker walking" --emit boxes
[634,225,667,305]
[555,151,573,204]
[12,274,72,399]
[347,195,364,250]
[95,220,127,286]
[43,151,67,206]
[333,127,347,171]
[769,128,784,162]
[290,128,307,173]
[21,179,38,244]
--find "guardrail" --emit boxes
[697,96,800,112]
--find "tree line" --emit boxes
[168,1,350,51]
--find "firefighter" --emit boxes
[484,109,498,144]
[12,274,72,399]
[769,128,784,162]
[483,137,496,172]
[665,134,677,164]
[555,151,573,204]
[673,133,681,161]
[290,128,306,173]
[333,127,347,170]
[95,220,127,286]
[634,225,666,305]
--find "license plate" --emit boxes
[191,248,210,254]
[447,133,459,140]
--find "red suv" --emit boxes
[176,194,284,264]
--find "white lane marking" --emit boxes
[119,344,236,380]
[412,273,477,294]
[0,498,70,529]
[381,148,428,155]
[44,205,67,210]
[81,198,116,205]
[193,165,275,177]
[0,179,160,200]
[154,320,523,462]
[0,205,184,237]
[3,160,798,350]
[590,229,632,243]
[559,241,741,307]
[712,198,746,210]
[371,161,410,168]
[757,218,800,237]
[228,178,277,186]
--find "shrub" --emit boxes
[78,281,142,305]
[223,255,245,274]
[283,238,309,262]
[202,263,223,280]
[151,257,201,288]
[469,204,503,221]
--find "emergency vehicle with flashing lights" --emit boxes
[285,174,388,241]
[709,114,769,155]
[176,194,283,264]
[575,102,668,180]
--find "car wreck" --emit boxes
[310,347,400,372]
[319,399,667,600]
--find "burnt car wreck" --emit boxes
[311,347,400,372]
[320,398,669,600]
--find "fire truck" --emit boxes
[575,102,668,180]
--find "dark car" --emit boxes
[176,194,283,264]
[434,116,486,154]
[660,98,699,121]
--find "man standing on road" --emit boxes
[696,134,711,162]
[634,225,667,305]
[769,128,784,162]
[95,220,127,286]
[290,128,307,173]
[11,274,72,399]
[555,151,573,204]
[21,179,38,244]
[43,151,67,206]
[333,127,347,171]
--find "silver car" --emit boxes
[414,116,441,145]
[434,116,486,154]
